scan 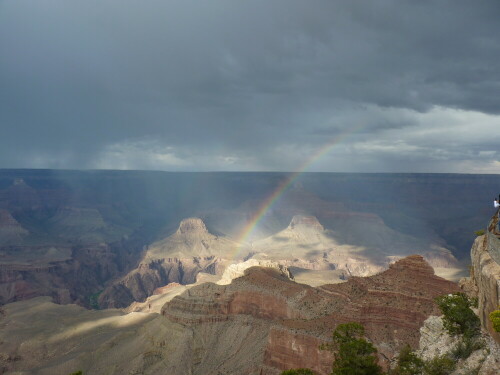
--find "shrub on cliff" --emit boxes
[489,308,500,332]
[390,344,424,375]
[435,293,480,338]
[451,335,485,360]
[281,369,315,375]
[474,229,485,236]
[321,322,384,375]
[422,354,455,375]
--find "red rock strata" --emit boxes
[162,255,460,374]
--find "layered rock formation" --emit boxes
[0,176,146,306]
[99,218,241,308]
[217,259,294,285]
[0,255,459,375]
[250,214,458,277]
[0,234,146,306]
[462,231,500,343]
[162,255,459,374]
[0,170,476,308]
[100,214,459,308]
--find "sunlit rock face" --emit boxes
[248,214,458,277]
[99,218,240,308]
[100,212,460,308]
[217,259,294,285]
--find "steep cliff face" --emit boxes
[467,233,500,343]
[0,244,123,305]
[418,316,500,375]
[0,177,147,306]
[0,234,145,306]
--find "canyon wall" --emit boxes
[469,228,500,343]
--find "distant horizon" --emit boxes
[1,167,500,176]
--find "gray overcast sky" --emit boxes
[1,0,500,173]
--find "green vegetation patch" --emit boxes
[391,344,424,375]
[451,335,485,360]
[321,322,384,375]
[435,293,480,338]
[489,308,500,332]
[422,355,455,375]
[89,290,103,310]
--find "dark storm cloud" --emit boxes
[1,0,500,172]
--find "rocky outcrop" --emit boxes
[99,256,222,308]
[418,315,500,375]
[250,215,458,279]
[177,217,209,234]
[99,218,240,308]
[217,259,293,285]
[161,255,459,374]
[466,233,500,342]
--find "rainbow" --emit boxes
[231,124,365,259]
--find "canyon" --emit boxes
[99,214,458,308]
[0,255,460,374]
[0,169,499,374]
[0,169,486,307]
